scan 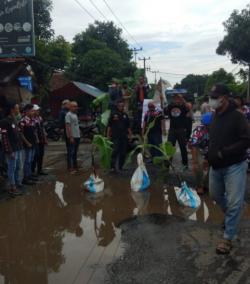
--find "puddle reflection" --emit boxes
[0,173,248,283]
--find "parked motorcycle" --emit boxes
[44,120,62,141]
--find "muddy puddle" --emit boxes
[0,157,250,283]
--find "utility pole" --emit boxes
[150,70,159,84]
[130,47,143,65]
[139,57,151,76]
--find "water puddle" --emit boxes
[0,170,249,284]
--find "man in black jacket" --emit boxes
[208,83,250,254]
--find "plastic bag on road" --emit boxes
[84,174,104,193]
[131,153,150,192]
[174,181,201,209]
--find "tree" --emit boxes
[68,21,136,90]
[204,68,235,94]
[69,48,130,90]
[33,0,54,40]
[216,5,250,65]
[174,74,208,96]
[83,21,132,61]
[216,5,250,98]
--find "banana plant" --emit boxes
[91,134,113,174]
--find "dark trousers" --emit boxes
[186,118,193,140]
[168,128,188,166]
[148,132,162,158]
[32,144,45,174]
[65,137,71,169]
[69,138,80,169]
[111,137,128,170]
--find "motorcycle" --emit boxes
[44,120,62,141]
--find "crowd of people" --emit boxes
[0,99,48,196]
[1,77,250,255]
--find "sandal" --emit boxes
[216,239,233,255]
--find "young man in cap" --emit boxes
[208,83,250,254]
[32,105,48,175]
[165,94,191,170]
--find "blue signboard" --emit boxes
[18,76,32,92]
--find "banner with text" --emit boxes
[0,0,35,58]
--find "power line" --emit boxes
[73,0,96,21]
[158,71,187,77]
[102,0,141,47]
[88,0,108,21]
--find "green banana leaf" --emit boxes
[92,135,113,170]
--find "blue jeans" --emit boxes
[24,147,35,178]
[209,161,247,240]
[6,150,22,186]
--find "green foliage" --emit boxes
[83,21,132,61]
[204,68,235,94]
[216,5,250,65]
[174,74,208,96]
[33,0,54,40]
[68,21,136,90]
[92,135,113,170]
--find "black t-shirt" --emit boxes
[144,110,163,135]
[108,111,130,138]
[19,116,37,146]
[166,104,189,129]
[1,116,23,152]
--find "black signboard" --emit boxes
[0,0,35,58]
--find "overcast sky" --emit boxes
[51,0,249,86]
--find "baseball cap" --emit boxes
[209,83,230,98]
[33,104,40,111]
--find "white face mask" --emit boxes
[209,98,222,110]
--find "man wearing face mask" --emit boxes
[208,83,250,255]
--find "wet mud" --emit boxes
[0,142,249,284]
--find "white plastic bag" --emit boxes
[174,182,201,209]
[84,174,104,193]
[131,153,150,192]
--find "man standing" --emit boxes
[1,102,23,195]
[109,79,123,112]
[32,105,48,175]
[107,100,132,172]
[19,104,38,185]
[190,112,212,195]
[59,99,71,169]
[208,83,250,254]
[142,102,166,160]
[65,101,81,174]
[134,76,149,134]
[165,94,191,170]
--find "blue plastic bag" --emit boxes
[84,174,104,193]
[174,182,201,209]
[131,153,150,192]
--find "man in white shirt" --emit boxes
[65,101,80,173]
